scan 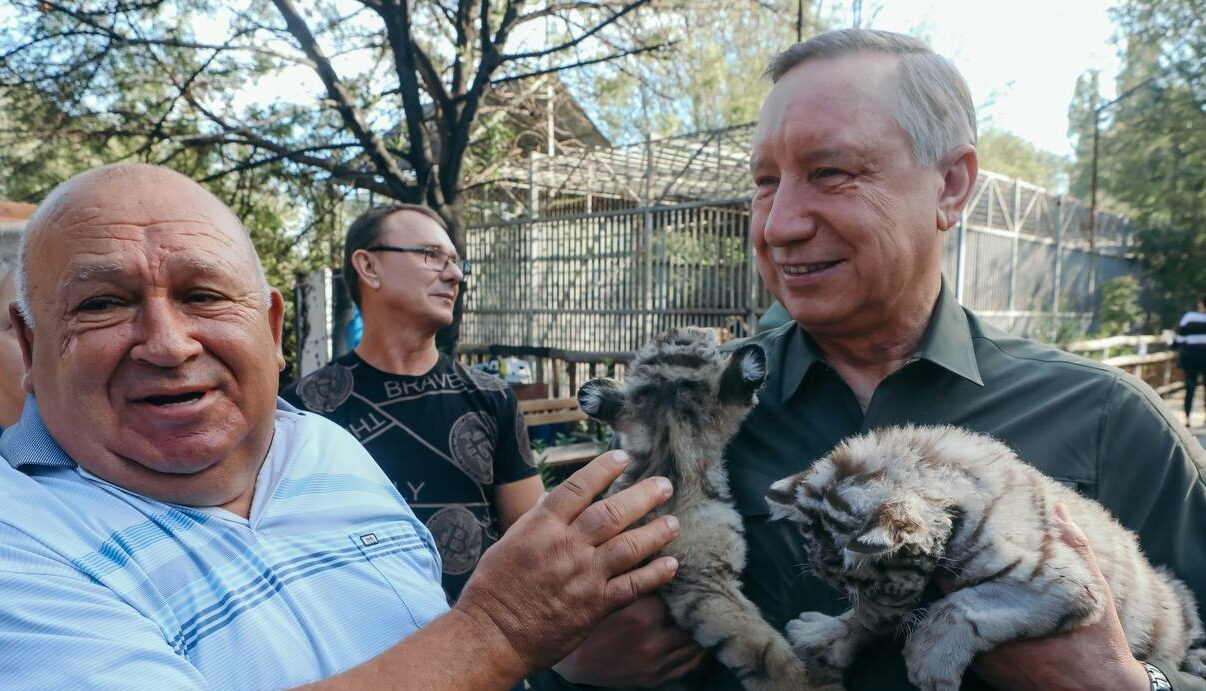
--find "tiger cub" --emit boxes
[578,328,821,691]
[765,424,1206,691]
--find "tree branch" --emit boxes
[492,41,672,85]
[501,0,652,61]
[271,0,414,200]
[375,0,437,197]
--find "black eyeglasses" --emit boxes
[366,245,472,276]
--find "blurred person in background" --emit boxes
[0,257,25,427]
[1174,294,1206,426]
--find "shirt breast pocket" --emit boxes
[350,523,448,629]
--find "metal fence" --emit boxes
[294,124,1139,371]
[460,171,1136,351]
[462,198,757,351]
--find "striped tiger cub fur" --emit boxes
[578,328,821,691]
[765,424,1206,691]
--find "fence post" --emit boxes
[1009,179,1020,312]
[1052,195,1063,318]
[527,151,539,218]
[294,268,333,379]
[642,136,654,344]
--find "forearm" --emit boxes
[300,608,527,691]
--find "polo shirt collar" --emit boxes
[776,280,983,404]
[1,396,76,471]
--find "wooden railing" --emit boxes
[457,344,634,400]
[1063,333,1183,396]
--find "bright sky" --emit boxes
[850,0,1124,157]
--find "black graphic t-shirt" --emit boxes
[282,351,536,601]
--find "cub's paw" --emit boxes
[785,611,858,671]
[903,639,968,691]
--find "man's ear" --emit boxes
[577,378,624,426]
[268,289,287,372]
[10,302,34,394]
[719,343,767,405]
[351,249,381,292]
[935,144,978,232]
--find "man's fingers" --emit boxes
[1053,503,1104,577]
[655,647,708,685]
[574,475,673,545]
[1053,502,1117,617]
[541,451,631,520]
[597,515,680,574]
[605,556,679,610]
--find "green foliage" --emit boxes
[567,1,825,140]
[976,128,1068,191]
[1067,0,1206,329]
[1096,275,1144,336]
[528,438,559,489]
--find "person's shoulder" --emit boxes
[453,356,514,398]
[270,407,410,498]
[280,352,361,414]
[0,463,137,577]
[968,312,1122,382]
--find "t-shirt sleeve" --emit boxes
[0,566,208,689]
[493,387,538,484]
[1095,375,1206,687]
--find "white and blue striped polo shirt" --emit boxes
[0,398,450,689]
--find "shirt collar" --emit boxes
[1,396,77,471]
[776,280,984,404]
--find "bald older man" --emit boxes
[0,164,682,690]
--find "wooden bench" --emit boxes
[520,397,606,468]
[520,397,589,427]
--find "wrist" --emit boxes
[449,602,530,682]
[1137,660,1173,691]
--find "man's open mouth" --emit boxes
[782,260,842,275]
[141,391,206,407]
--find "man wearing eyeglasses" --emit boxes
[284,204,545,603]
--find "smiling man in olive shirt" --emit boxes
[541,29,1206,691]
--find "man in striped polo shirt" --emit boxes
[0,163,682,690]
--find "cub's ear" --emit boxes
[765,475,806,522]
[719,343,767,404]
[577,378,624,425]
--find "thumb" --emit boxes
[1052,503,1091,554]
[1053,502,1110,590]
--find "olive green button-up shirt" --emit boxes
[706,284,1206,690]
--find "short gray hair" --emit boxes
[766,29,976,166]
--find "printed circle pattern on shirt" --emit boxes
[283,352,537,601]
